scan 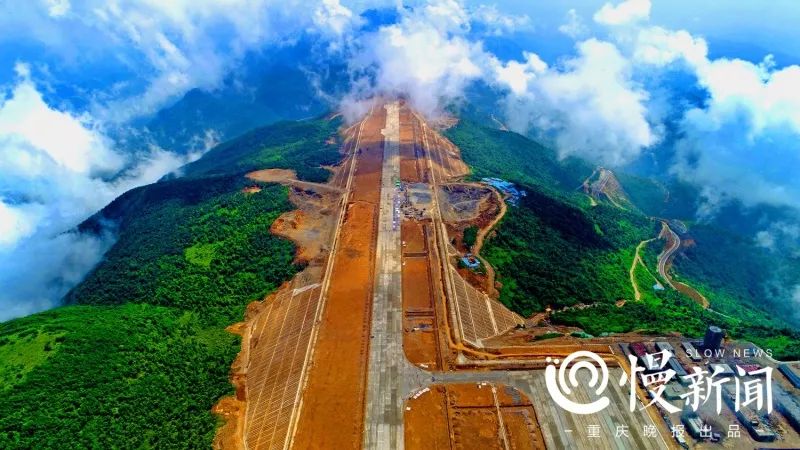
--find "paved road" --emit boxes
[657,222,680,289]
[361,104,668,450]
[363,102,429,450]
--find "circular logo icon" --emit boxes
[545,351,610,414]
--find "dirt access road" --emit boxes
[629,238,658,301]
[657,222,680,289]
[657,222,710,308]
[472,186,507,297]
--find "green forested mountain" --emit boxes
[181,117,341,182]
[445,119,593,194]
[0,304,238,448]
[0,117,341,448]
[447,119,800,359]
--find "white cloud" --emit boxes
[472,4,531,36]
[0,230,114,322]
[586,0,800,218]
[756,222,800,250]
[559,9,587,39]
[0,202,42,248]
[631,26,708,67]
[0,75,122,175]
[494,39,656,166]
[755,230,776,250]
[491,52,547,96]
[694,58,800,133]
[670,57,800,214]
[0,72,199,319]
[0,73,199,248]
[4,0,361,124]
[594,0,651,26]
[343,0,485,118]
[341,1,657,165]
[44,0,70,17]
[314,0,361,37]
[422,0,471,33]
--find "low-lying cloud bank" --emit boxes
[0,0,365,321]
[0,66,201,321]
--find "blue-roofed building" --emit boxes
[460,255,480,269]
[481,177,525,206]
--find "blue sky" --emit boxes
[460,0,800,61]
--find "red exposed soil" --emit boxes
[402,253,439,369]
[270,188,339,265]
[212,319,250,450]
[291,105,386,450]
[246,168,297,183]
[400,106,423,183]
[403,257,433,310]
[398,111,444,370]
[401,220,426,254]
[403,318,439,370]
[405,384,545,450]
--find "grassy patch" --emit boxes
[185,242,222,268]
[0,329,63,390]
[533,332,563,341]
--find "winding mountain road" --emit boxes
[656,222,680,289]
[471,187,507,297]
[656,222,711,309]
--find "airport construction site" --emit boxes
[213,100,800,450]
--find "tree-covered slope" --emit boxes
[673,225,800,327]
[0,304,238,449]
[70,178,298,325]
[446,120,655,316]
[448,119,800,359]
[181,117,341,182]
[445,119,593,193]
[0,116,343,448]
[482,188,655,315]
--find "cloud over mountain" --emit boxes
[0,0,370,321]
[0,66,201,321]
